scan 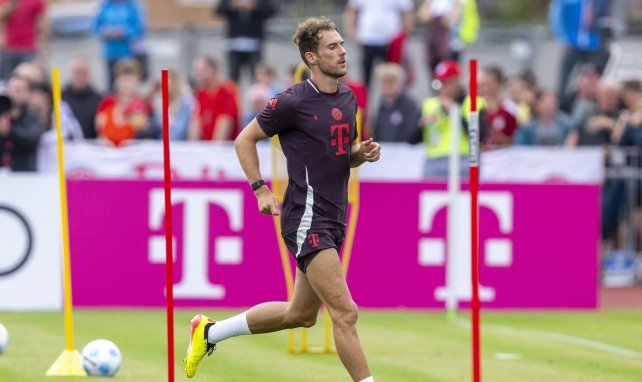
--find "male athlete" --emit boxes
[184,17,381,382]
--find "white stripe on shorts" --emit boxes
[295,167,314,257]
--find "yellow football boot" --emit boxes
[183,314,216,378]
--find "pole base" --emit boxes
[46,349,87,377]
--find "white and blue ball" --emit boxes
[81,339,122,376]
[0,323,8,354]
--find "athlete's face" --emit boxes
[311,30,347,79]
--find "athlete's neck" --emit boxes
[309,73,339,93]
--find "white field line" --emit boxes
[453,318,642,359]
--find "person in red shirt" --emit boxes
[189,56,240,141]
[95,60,151,146]
[0,0,48,80]
[478,65,518,150]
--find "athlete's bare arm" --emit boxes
[234,118,280,215]
[350,137,381,168]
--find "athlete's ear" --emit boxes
[304,51,317,66]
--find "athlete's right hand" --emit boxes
[255,186,280,215]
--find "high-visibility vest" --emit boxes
[460,0,480,45]
[421,97,469,158]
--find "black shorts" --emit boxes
[283,228,345,273]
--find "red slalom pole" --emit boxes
[161,69,175,382]
[468,59,481,382]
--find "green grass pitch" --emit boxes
[1,309,641,381]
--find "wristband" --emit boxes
[251,179,266,191]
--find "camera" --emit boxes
[0,94,11,116]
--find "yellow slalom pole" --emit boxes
[271,137,295,298]
[294,62,308,84]
[54,67,75,352]
[46,67,86,377]
[271,137,297,353]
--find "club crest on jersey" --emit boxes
[269,98,278,110]
[331,107,343,121]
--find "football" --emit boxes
[81,339,122,376]
[0,323,8,354]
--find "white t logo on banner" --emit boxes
[148,189,244,299]
[418,191,513,304]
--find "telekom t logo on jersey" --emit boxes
[308,233,320,247]
[417,191,514,303]
[331,124,349,155]
[148,189,243,300]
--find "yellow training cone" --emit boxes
[46,349,87,376]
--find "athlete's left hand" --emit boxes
[359,138,381,162]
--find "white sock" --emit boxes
[207,311,251,344]
[359,377,374,382]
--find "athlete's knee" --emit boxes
[284,309,317,328]
[332,301,359,328]
[294,313,317,328]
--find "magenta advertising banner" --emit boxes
[67,180,599,309]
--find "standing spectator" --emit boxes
[562,64,601,144]
[549,0,612,97]
[242,83,270,127]
[419,0,463,75]
[516,89,571,146]
[215,0,277,84]
[560,62,600,114]
[0,92,11,172]
[62,57,103,139]
[0,74,44,171]
[93,0,145,90]
[371,63,419,142]
[150,69,196,141]
[190,56,240,141]
[614,80,642,143]
[616,87,642,249]
[413,60,469,178]
[30,81,84,145]
[253,62,281,97]
[95,62,151,146]
[418,0,478,75]
[507,70,538,126]
[344,0,414,87]
[339,72,368,134]
[478,65,518,149]
[0,0,49,81]
[566,78,620,147]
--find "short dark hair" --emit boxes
[292,16,339,67]
[483,65,505,85]
[114,58,142,78]
[623,79,641,93]
[518,69,537,89]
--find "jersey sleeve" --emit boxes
[256,89,297,137]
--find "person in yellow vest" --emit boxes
[410,60,470,179]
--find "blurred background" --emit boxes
[1,1,642,381]
[0,0,641,303]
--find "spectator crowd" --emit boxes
[0,0,639,251]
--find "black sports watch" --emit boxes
[251,179,266,191]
